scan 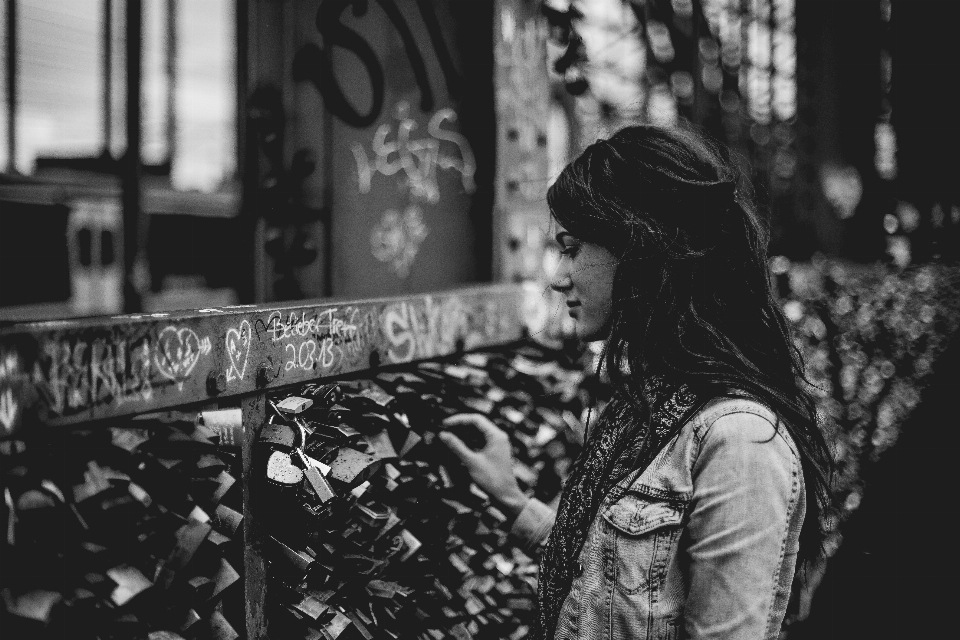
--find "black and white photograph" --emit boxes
[1,1,957,638]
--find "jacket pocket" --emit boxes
[601,491,685,596]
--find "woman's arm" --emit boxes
[439,414,557,552]
[509,496,556,553]
[684,411,803,640]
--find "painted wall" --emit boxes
[288,0,495,298]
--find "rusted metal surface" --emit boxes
[241,393,268,640]
[0,284,531,435]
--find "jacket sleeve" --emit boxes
[683,411,802,640]
[509,497,556,554]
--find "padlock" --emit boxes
[328,448,382,487]
[259,423,297,450]
[300,382,343,406]
[276,396,314,414]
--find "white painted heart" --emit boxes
[155,326,203,385]
[225,320,252,382]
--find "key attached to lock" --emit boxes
[292,424,336,504]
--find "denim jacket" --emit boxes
[512,397,806,640]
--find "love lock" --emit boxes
[292,423,336,504]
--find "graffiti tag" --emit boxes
[225,321,253,383]
[382,296,503,364]
[352,101,476,204]
[154,326,212,390]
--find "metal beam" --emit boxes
[0,284,532,436]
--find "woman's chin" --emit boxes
[574,324,601,342]
[573,319,613,343]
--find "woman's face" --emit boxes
[550,226,618,341]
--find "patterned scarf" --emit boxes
[536,376,704,639]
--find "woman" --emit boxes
[439,125,832,640]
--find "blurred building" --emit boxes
[1,0,241,319]
[2,0,957,321]
[0,0,550,322]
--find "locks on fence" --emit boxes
[256,343,587,640]
[0,411,246,639]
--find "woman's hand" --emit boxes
[438,414,529,518]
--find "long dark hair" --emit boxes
[547,124,833,571]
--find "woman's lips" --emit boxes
[566,301,581,316]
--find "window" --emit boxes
[1,0,235,193]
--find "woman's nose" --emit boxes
[550,265,572,293]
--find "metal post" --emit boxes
[241,393,268,640]
[123,0,144,312]
[103,0,113,156]
[236,0,257,303]
[166,0,177,166]
[6,0,17,172]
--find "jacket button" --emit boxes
[575,561,584,576]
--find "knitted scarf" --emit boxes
[536,376,704,639]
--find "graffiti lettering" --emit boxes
[382,296,504,364]
[267,306,376,374]
[352,101,476,204]
[33,336,154,416]
[293,0,462,127]
[265,308,361,344]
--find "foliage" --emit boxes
[775,259,960,554]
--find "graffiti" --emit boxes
[267,311,330,344]
[292,0,462,127]
[32,336,154,416]
[225,321,253,383]
[343,307,377,360]
[264,307,375,374]
[352,101,476,204]
[371,205,430,279]
[382,296,504,364]
[154,327,212,390]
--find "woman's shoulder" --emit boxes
[685,394,800,461]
